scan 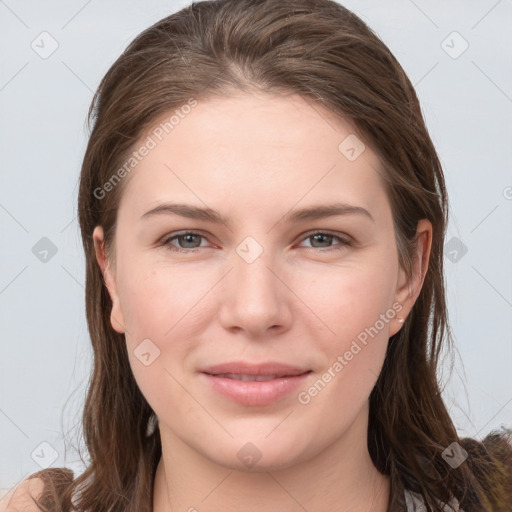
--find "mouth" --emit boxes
[199,362,313,406]
[203,371,311,381]
[200,361,311,378]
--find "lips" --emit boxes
[200,361,310,378]
[199,361,312,406]
[212,373,285,381]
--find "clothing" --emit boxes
[404,488,462,511]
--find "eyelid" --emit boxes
[298,229,353,245]
[160,229,354,252]
[159,230,215,249]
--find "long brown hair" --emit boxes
[23,1,511,510]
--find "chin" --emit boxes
[205,435,309,473]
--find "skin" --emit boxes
[93,91,432,512]
[0,477,44,511]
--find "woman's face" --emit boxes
[94,92,430,471]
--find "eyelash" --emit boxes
[160,230,354,254]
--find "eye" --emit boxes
[297,231,353,251]
[161,231,210,253]
[160,230,353,254]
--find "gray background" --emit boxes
[1,0,511,494]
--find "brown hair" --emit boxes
[20,1,511,511]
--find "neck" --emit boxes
[153,407,390,512]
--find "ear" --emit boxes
[389,219,432,337]
[92,225,126,334]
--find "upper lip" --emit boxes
[201,361,311,377]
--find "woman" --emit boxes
[2,0,510,511]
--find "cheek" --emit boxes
[294,264,395,421]
[297,256,398,344]
[116,264,205,409]
[116,258,208,336]
[115,260,215,378]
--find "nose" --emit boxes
[218,244,293,338]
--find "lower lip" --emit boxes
[201,372,311,406]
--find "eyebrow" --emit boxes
[140,201,374,226]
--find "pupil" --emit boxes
[181,234,199,248]
[312,234,331,247]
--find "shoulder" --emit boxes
[459,427,512,508]
[0,467,75,512]
[0,476,45,512]
[460,426,512,463]
[404,488,463,511]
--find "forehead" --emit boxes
[116,92,389,225]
